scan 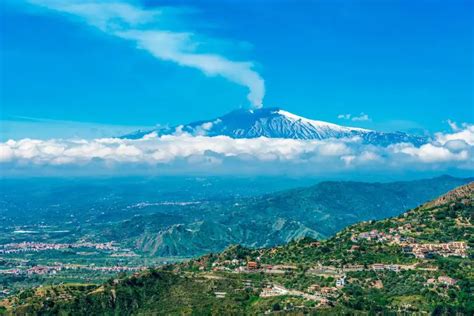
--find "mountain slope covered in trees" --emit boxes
[3,182,472,315]
[99,175,472,257]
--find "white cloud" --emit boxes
[337,113,371,122]
[351,113,371,122]
[27,0,265,107]
[1,123,473,175]
[0,144,14,162]
[337,114,351,120]
[28,1,161,30]
[391,143,468,163]
[447,119,460,132]
[435,122,474,146]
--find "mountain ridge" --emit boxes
[98,175,473,257]
[123,107,428,146]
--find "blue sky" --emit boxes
[1,0,473,138]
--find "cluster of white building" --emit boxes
[351,228,468,259]
[0,263,146,276]
[0,241,118,254]
[409,242,468,258]
[351,228,415,244]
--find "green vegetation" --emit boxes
[97,175,474,257]
[2,182,472,314]
[2,176,470,257]
[2,176,470,299]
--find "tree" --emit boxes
[272,303,281,311]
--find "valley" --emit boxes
[2,182,472,314]
[0,175,471,298]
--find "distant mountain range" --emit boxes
[123,107,428,146]
[2,176,470,258]
[98,175,472,257]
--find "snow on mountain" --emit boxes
[123,107,428,146]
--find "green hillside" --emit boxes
[2,182,472,315]
[100,175,473,257]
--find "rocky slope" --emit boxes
[123,107,428,146]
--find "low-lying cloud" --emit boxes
[1,123,472,176]
[27,0,265,107]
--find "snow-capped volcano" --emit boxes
[123,107,427,146]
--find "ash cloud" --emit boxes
[28,0,265,107]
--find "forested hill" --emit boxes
[100,175,473,257]
[3,182,472,315]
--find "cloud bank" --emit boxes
[1,123,472,176]
[27,0,265,107]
